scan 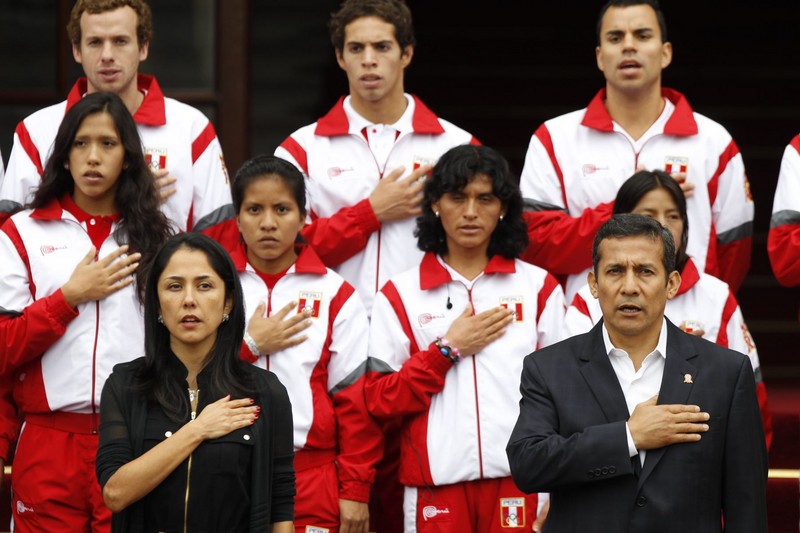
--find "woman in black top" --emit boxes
[96,233,295,532]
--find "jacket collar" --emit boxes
[30,197,69,221]
[65,74,167,126]
[580,87,698,136]
[675,257,700,296]
[231,241,327,276]
[419,252,516,290]
[314,94,446,137]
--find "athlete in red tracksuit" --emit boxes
[768,134,800,318]
[0,92,171,532]
[365,145,565,532]
[229,155,382,533]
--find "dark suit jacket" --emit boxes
[506,319,767,533]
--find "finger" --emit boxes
[249,301,267,321]
[284,312,312,329]
[384,166,406,182]
[670,172,687,184]
[406,177,425,194]
[408,163,433,181]
[279,334,309,350]
[642,395,659,406]
[98,245,132,266]
[224,397,255,408]
[665,403,701,413]
[273,301,297,319]
[81,246,98,264]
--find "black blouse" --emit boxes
[96,356,295,532]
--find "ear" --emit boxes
[431,200,440,215]
[400,44,414,69]
[665,269,680,300]
[660,40,673,70]
[595,45,603,73]
[72,41,83,64]
[139,39,150,62]
[224,297,234,316]
[335,48,346,71]
[588,270,599,299]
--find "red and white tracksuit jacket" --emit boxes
[232,243,381,503]
[768,134,800,293]
[520,88,754,300]
[1,75,232,235]
[564,258,772,448]
[274,94,478,314]
[0,198,144,430]
[365,253,565,487]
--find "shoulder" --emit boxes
[670,322,747,370]
[528,328,593,366]
[21,101,67,129]
[543,108,589,131]
[162,96,212,126]
[430,116,475,141]
[106,357,147,389]
[245,364,289,397]
[688,111,734,142]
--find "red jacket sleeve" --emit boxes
[300,199,381,267]
[521,202,614,275]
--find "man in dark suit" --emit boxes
[507,213,767,533]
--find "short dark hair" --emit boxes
[232,155,306,217]
[416,145,528,259]
[138,233,254,423]
[614,170,689,271]
[68,0,153,48]
[329,0,415,54]
[592,213,676,279]
[596,0,667,44]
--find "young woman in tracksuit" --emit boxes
[364,145,566,532]
[564,170,772,448]
[0,91,172,532]
[228,155,382,533]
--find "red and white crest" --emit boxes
[500,296,524,322]
[412,154,437,172]
[664,156,689,176]
[144,147,168,171]
[297,291,322,318]
[500,497,526,528]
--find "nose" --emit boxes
[620,270,639,294]
[259,209,278,229]
[622,33,637,51]
[362,45,377,66]
[182,287,197,308]
[463,198,478,219]
[100,40,114,61]
[87,143,101,165]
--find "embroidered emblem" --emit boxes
[297,291,322,318]
[422,505,452,522]
[664,156,689,176]
[412,155,437,172]
[40,245,67,256]
[144,147,168,171]
[581,163,609,176]
[500,295,524,322]
[741,323,756,353]
[682,319,704,334]
[500,497,526,527]
[305,527,330,533]
[326,166,354,178]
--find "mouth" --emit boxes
[618,59,642,72]
[360,74,382,88]
[98,69,121,81]
[617,303,643,315]
[180,314,201,325]
[83,170,103,183]
[257,236,279,245]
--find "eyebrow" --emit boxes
[163,274,214,282]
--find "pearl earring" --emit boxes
[157,315,164,324]
[222,313,230,323]
[435,211,440,218]
[499,214,504,221]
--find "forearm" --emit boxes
[271,521,293,533]
[102,420,205,512]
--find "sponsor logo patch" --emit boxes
[297,291,322,318]
[500,295,524,322]
[326,166,354,178]
[500,497,526,528]
[581,163,609,176]
[16,500,34,515]
[418,312,446,326]
[305,527,330,533]
[40,244,67,256]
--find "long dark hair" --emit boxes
[137,233,254,422]
[416,144,528,258]
[613,169,689,272]
[30,91,172,303]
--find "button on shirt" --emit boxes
[344,94,415,171]
[602,319,668,466]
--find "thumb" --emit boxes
[461,303,473,317]
[83,246,97,263]
[644,394,659,406]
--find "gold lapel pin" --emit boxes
[683,373,693,384]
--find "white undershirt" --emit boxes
[343,94,415,171]
[612,97,675,152]
[602,319,668,466]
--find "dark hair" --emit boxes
[68,0,153,48]
[593,213,676,280]
[416,145,528,259]
[614,169,689,271]
[329,0,415,54]
[232,155,306,217]
[596,0,667,44]
[30,91,172,303]
[137,233,254,423]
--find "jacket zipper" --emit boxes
[183,390,199,532]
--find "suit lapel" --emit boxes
[578,321,631,424]
[638,321,699,486]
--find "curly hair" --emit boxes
[329,0,415,53]
[416,145,528,259]
[68,0,153,48]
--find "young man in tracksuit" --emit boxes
[519,0,754,303]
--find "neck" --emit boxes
[72,194,117,216]
[442,248,489,281]
[607,325,661,372]
[246,246,297,275]
[171,341,211,388]
[89,77,144,116]
[350,91,408,125]
[604,84,665,141]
